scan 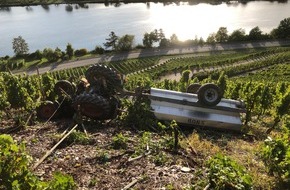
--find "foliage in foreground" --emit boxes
[261,116,290,186]
[206,153,253,190]
[0,134,76,190]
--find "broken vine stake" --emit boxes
[121,178,140,190]
[24,111,34,126]
[32,124,78,170]
[43,98,65,125]
[203,183,211,190]
[128,150,151,162]
[81,123,88,137]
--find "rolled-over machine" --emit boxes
[37,64,246,131]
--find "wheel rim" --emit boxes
[38,104,57,119]
[55,80,74,97]
[204,88,218,103]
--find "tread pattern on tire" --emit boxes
[85,64,123,94]
[72,93,112,120]
[197,83,222,107]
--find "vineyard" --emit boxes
[1,47,290,189]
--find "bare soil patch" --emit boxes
[4,119,198,189]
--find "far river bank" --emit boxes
[0,0,288,7]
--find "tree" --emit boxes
[66,43,74,59]
[116,34,135,51]
[74,48,88,57]
[103,31,119,50]
[198,37,205,46]
[159,38,170,48]
[142,29,160,48]
[215,27,228,43]
[248,26,263,40]
[54,47,63,60]
[143,33,152,48]
[94,46,105,54]
[228,28,246,42]
[43,48,57,62]
[34,50,43,60]
[206,33,216,44]
[143,29,163,48]
[158,28,165,40]
[12,36,29,56]
[170,34,179,45]
[273,17,290,39]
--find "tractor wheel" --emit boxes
[85,64,122,93]
[72,93,112,120]
[54,80,75,98]
[197,83,222,107]
[36,101,59,120]
[58,99,75,118]
[186,83,201,94]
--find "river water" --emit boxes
[1,1,290,56]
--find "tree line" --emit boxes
[1,17,290,71]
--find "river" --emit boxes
[1,1,290,57]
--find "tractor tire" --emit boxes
[197,83,222,107]
[58,99,75,118]
[186,83,201,94]
[36,101,59,120]
[72,93,112,120]
[54,80,75,98]
[85,64,122,93]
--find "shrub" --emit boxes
[206,153,253,190]
[112,133,128,149]
[0,134,76,189]
[47,172,76,190]
[74,48,88,57]
[261,136,290,185]
[94,46,105,54]
[66,130,91,145]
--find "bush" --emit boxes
[206,153,253,190]
[261,136,290,185]
[94,46,105,54]
[112,133,128,149]
[0,134,76,190]
[74,48,88,57]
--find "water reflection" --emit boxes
[41,5,49,11]
[0,7,11,11]
[1,1,290,56]
[65,4,73,12]
[25,6,33,11]
[75,4,89,9]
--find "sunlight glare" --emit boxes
[148,3,238,41]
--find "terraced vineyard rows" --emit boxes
[107,57,160,75]
[137,48,290,79]
[26,48,290,84]
[35,57,160,82]
[233,63,290,83]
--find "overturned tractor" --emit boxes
[37,64,122,121]
[37,64,246,131]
